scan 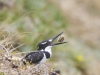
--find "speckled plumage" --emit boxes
[23,51,51,64]
[24,51,44,64]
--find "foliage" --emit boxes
[1,0,98,75]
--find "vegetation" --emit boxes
[0,0,100,75]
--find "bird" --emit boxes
[21,32,67,65]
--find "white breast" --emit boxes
[40,46,52,63]
[45,46,52,57]
[40,53,47,63]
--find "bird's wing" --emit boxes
[24,51,44,64]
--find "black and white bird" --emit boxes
[22,32,67,65]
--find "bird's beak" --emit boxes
[49,32,67,46]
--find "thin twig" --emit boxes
[0,33,17,45]
[9,43,25,53]
[15,51,34,54]
[0,44,10,56]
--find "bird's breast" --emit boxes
[39,53,47,63]
[44,51,51,59]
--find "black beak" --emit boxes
[49,31,67,46]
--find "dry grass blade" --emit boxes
[0,33,17,45]
[9,43,25,53]
[0,44,10,56]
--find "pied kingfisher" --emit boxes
[22,32,67,65]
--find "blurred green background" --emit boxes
[0,0,100,75]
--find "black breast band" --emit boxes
[43,51,50,59]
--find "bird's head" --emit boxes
[37,32,67,51]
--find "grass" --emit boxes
[1,0,98,75]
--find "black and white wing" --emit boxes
[22,51,44,64]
